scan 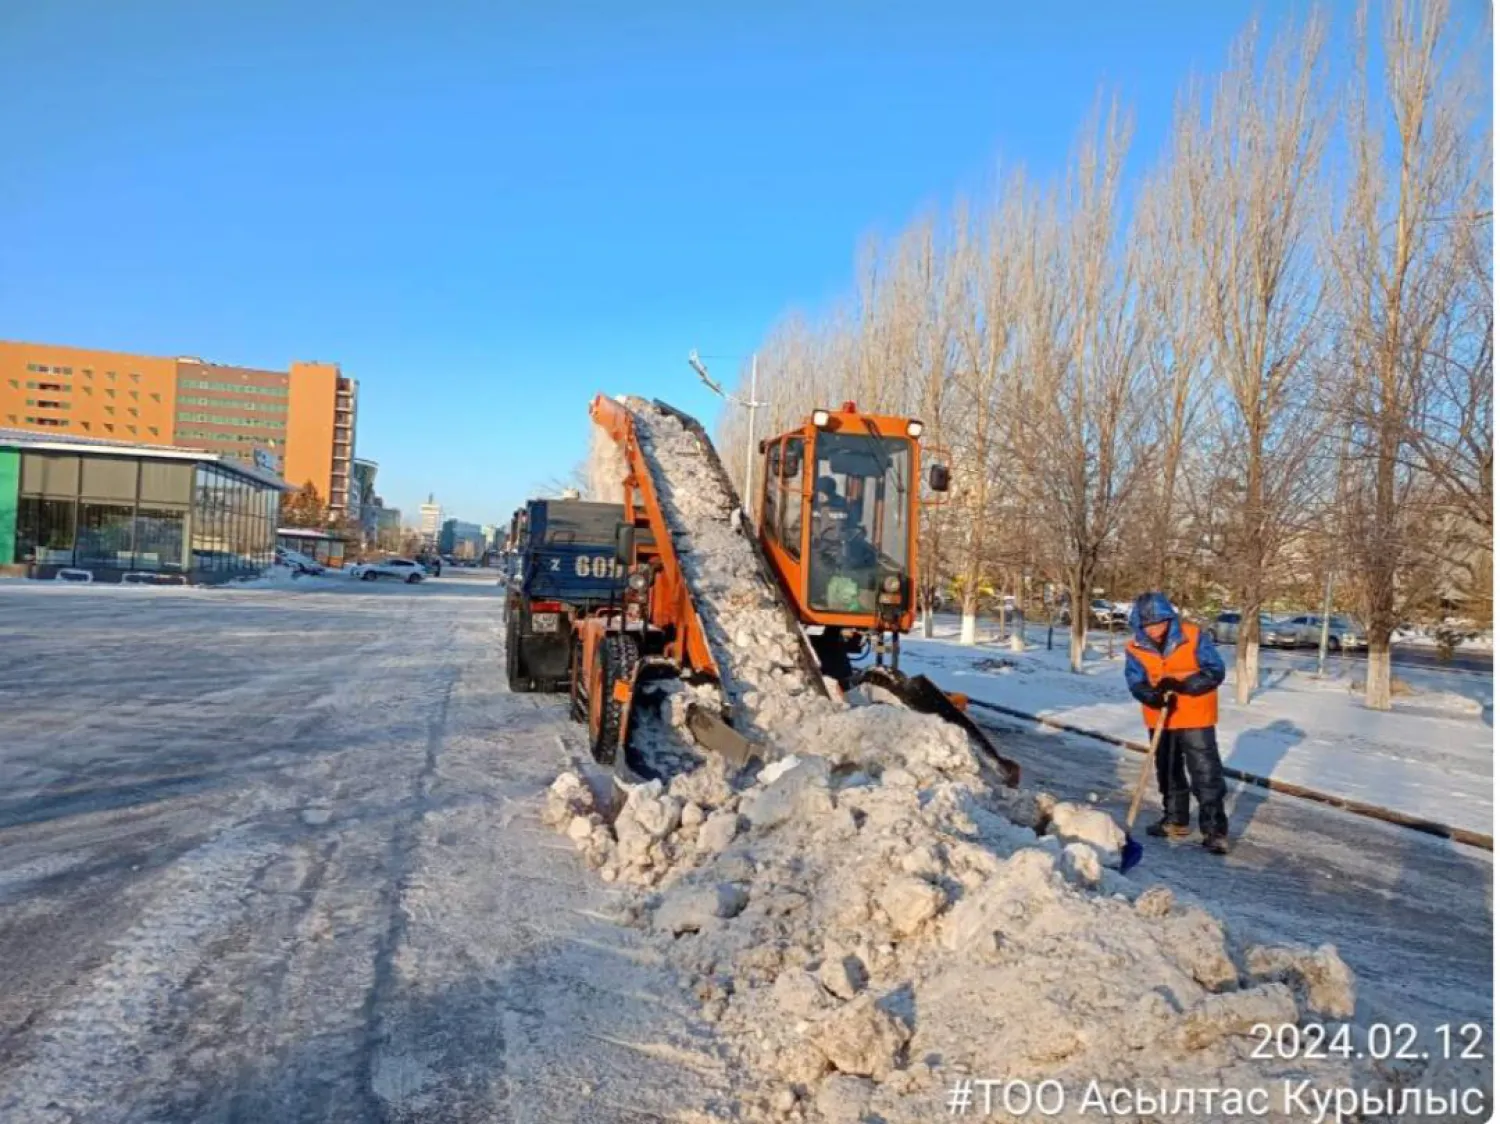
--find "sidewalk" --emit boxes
[897,618,1494,838]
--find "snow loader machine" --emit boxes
[569,394,1020,788]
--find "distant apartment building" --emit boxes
[439,518,485,559]
[352,458,379,542]
[0,341,358,518]
[419,494,442,546]
[374,504,402,547]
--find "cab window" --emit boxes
[778,437,804,560]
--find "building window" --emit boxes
[6,380,16,388]
[148,426,158,435]
[128,408,138,417]
[127,425,137,434]
[75,502,136,567]
[82,368,93,376]
[107,371,116,380]
[105,406,115,415]
[106,389,115,397]
[14,497,77,565]
[130,372,140,381]
[179,379,287,398]
[134,507,186,571]
[129,390,138,400]
[104,423,114,432]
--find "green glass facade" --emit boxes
[0,450,17,563]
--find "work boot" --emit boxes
[1146,819,1191,840]
[1202,833,1230,855]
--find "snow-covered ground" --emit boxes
[899,617,1494,838]
[0,573,1490,1120]
[0,572,749,1122]
[1395,626,1495,653]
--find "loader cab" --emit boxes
[759,402,938,634]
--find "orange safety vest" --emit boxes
[1126,620,1219,731]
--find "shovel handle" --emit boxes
[1125,695,1174,833]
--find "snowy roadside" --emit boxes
[542,406,1494,1123]
[898,620,1493,838]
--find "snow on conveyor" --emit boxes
[625,397,835,736]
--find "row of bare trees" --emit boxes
[716,1,1491,709]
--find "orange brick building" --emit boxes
[0,341,357,516]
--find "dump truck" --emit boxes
[503,496,628,693]
[568,395,1019,787]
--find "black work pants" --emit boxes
[1156,726,1228,836]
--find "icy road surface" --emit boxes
[975,713,1493,1031]
[0,574,738,1123]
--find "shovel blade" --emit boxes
[1120,834,1144,874]
[684,702,760,768]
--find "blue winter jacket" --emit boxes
[1123,592,1226,703]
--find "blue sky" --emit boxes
[1,0,1465,526]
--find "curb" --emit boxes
[967,698,1494,853]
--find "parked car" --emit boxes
[349,558,427,583]
[1207,611,1298,648]
[1281,613,1368,651]
[274,546,326,576]
[1089,599,1131,627]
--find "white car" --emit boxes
[275,546,325,576]
[349,558,427,583]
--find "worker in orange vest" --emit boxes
[1124,591,1230,854]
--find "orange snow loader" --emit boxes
[570,395,1019,788]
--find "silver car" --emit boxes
[1282,613,1368,651]
[1208,611,1297,648]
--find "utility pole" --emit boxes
[688,350,762,518]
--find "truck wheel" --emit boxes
[506,612,529,693]
[588,633,639,766]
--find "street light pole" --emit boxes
[688,349,762,517]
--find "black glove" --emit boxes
[1140,688,1169,710]
[1156,676,1187,694]
[1173,672,1218,696]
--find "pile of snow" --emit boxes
[584,420,628,502]
[564,398,1477,1118]
[543,705,1414,1121]
[223,566,299,589]
[1394,621,1493,653]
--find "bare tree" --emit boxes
[1328,0,1489,707]
[1016,101,1152,671]
[949,187,1030,644]
[1135,126,1213,593]
[1182,15,1329,704]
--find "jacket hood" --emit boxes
[1129,592,1186,652]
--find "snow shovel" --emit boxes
[1120,694,1173,874]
